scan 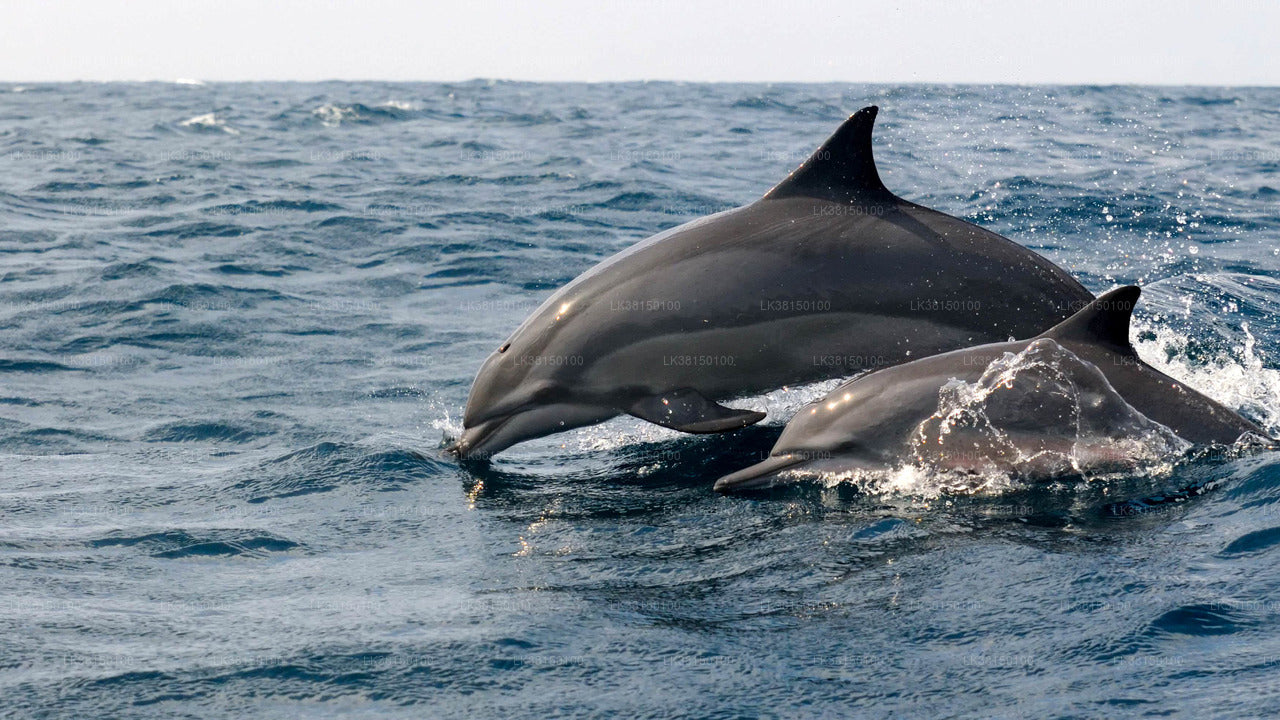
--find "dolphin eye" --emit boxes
[498,342,510,353]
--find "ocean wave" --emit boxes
[594,190,729,213]
[0,359,77,373]
[142,221,249,239]
[310,101,420,127]
[205,199,342,215]
[142,420,274,444]
[91,529,301,558]
[224,442,449,504]
[140,283,291,312]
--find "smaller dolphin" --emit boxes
[714,286,1270,492]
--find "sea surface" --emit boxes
[2,81,1280,718]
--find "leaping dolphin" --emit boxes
[714,286,1271,492]
[450,106,1094,459]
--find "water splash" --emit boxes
[787,340,1191,499]
[912,339,1189,476]
[1133,319,1280,434]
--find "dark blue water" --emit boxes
[3,82,1280,718]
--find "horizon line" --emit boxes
[5,78,1280,89]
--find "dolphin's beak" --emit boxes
[446,414,513,460]
[713,454,807,492]
[446,403,622,461]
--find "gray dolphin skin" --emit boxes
[450,106,1095,459]
[714,286,1270,492]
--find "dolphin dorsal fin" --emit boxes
[763,106,894,205]
[1039,285,1141,354]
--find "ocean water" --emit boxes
[2,81,1280,718]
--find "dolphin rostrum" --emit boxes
[450,106,1094,459]
[714,286,1271,492]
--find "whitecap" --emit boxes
[379,100,418,111]
[312,104,361,127]
[179,112,239,135]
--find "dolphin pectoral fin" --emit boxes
[626,388,766,434]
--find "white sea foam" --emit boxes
[178,112,239,135]
[379,100,418,111]
[312,104,359,127]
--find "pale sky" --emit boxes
[2,0,1278,85]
